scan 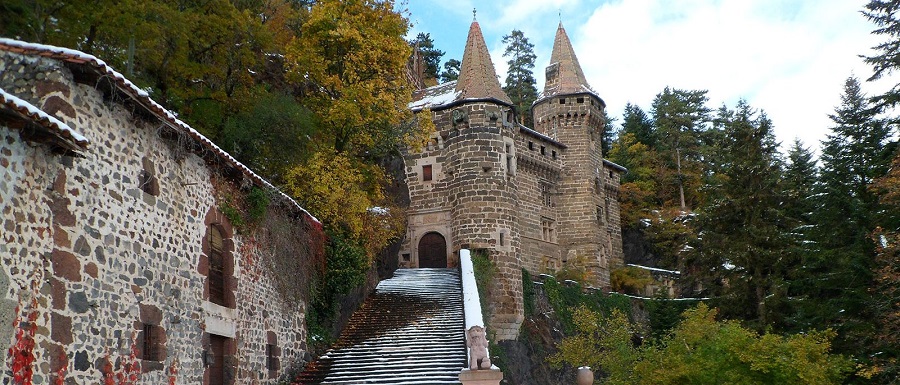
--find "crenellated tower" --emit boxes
[531,23,622,288]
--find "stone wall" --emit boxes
[0,50,318,384]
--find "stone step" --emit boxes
[294,268,466,385]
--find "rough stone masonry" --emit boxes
[0,40,322,384]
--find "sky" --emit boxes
[403,0,897,154]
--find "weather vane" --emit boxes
[473,8,477,21]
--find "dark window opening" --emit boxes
[499,232,505,246]
[559,98,565,104]
[209,335,234,385]
[139,170,159,196]
[422,165,433,181]
[142,324,163,362]
[139,158,160,196]
[266,343,279,372]
[528,141,534,150]
[577,97,584,104]
[540,146,546,155]
[597,206,604,224]
[552,150,557,159]
[609,171,614,178]
[209,225,227,307]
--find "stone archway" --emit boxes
[418,232,447,268]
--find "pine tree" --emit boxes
[501,30,538,127]
[783,139,818,229]
[801,76,894,353]
[408,32,444,81]
[650,88,711,211]
[690,100,793,330]
[440,58,460,83]
[620,103,655,148]
[864,0,900,106]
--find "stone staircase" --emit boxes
[294,268,467,384]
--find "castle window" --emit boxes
[139,157,159,196]
[552,150,557,159]
[266,331,280,376]
[540,183,554,208]
[499,232,505,247]
[577,97,584,104]
[206,224,234,308]
[541,218,556,243]
[266,344,279,373]
[597,206,604,224]
[422,165,433,181]
[505,144,513,174]
[540,146,546,155]
[528,141,534,150]
[141,323,164,362]
[559,98,565,104]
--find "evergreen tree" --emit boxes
[408,32,444,81]
[864,0,900,106]
[440,58,460,83]
[620,103,655,148]
[501,29,538,127]
[783,139,818,249]
[801,76,894,353]
[601,110,616,156]
[650,88,711,211]
[690,100,793,330]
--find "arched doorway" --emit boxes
[418,232,447,268]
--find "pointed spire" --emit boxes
[455,20,512,105]
[541,22,593,99]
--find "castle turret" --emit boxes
[532,23,622,288]
[443,19,523,341]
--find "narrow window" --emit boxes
[597,206,604,224]
[552,150,557,160]
[422,165,433,181]
[142,324,162,362]
[541,218,556,243]
[540,146,546,155]
[505,144,513,173]
[499,232,505,247]
[139,157,160,196]
[266,343,279,372]
[609,171,614,179]
[528,141,534,150]
[541,183,554,208]
[576,97,584,104]
[208,225,227,307]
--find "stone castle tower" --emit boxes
[401,20,625,340]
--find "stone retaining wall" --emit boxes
[1,49,318,384]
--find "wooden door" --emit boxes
[418,232,447,268]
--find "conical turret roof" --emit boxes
[539,22,595,100]
[455,20,512,105]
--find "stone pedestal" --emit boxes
[459,368,503,385]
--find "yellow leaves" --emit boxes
[286,0,413,154]
[285,151,404,258]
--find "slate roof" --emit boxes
[295,269,466,384]
[455,21,512,105]
[538,23,599,103]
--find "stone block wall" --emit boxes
[0,50,317,384]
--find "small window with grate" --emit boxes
[142,324,164,362]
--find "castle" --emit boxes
[399,20,626,340]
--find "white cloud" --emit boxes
[407,0,896,153]
[573,0,895,152]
